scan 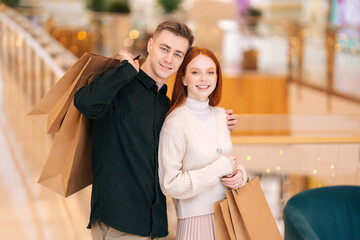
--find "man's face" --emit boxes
[146,30,189,83]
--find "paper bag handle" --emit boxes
[101,52,120,72]
[233,177,250,195]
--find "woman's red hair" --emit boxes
[168,47,223,114]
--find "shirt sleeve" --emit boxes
[158,121,233,200]
[74,60,137,120]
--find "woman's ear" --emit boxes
[182,77,187,86]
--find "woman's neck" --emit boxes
[184,97,210,113]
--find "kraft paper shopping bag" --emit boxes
[37,75,92,197]
[28,53,92,134]
[37,53,120,197]
[214,199,232,240]
[232,176,282,240]
[220,199,237,240]
[226,190,248,240]
[29,52,120,134]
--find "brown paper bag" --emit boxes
[226,191,248,240]
[28,52,120,134]
[214,199,231,240]
[37,54,120,197]
[37,75,92,197]
[232,176,282,240]
[28,53,92,134]
[220,199,236,240]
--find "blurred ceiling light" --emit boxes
[339,33,347,41]
[129,29,139,39]
[335,44,342,52]
[78,31,87,41]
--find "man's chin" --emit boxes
[157,71,174,80]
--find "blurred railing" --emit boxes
[0,4,77,170]
[286,22,360,110]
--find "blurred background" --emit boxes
[0,0,360,239]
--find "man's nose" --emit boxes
[164,53,173,63]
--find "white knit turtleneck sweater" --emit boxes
[184,97,218,143]
[159,98,242,219]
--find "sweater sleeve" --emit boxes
[74,60,137,120]
[158,122,233,200]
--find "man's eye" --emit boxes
[175,53,182,58]
[161,47,168,52]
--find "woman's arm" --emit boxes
[158,126,234,200]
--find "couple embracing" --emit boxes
[74,20,247,240]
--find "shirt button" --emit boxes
[217,148,222,154]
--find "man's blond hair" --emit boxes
[153,21,194,50]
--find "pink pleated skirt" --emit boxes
[176,213,216,240]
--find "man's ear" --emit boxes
[147,38,153,54]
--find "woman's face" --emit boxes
[182,54,217,102]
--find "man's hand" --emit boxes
[225,109,237,131]
[118,50,140,72]
[222,169,244,189]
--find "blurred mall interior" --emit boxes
[1,0,360,239]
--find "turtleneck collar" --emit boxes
[185,97,210,113]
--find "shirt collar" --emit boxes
[137,69,168,96]
[137,69,157,90]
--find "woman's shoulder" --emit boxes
[161,106,189,138]
[163,105,188,126]
[210,106,226,116]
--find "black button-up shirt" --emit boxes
[74,61,170,238]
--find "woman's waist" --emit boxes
[174,184,227,219]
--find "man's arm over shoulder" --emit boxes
[225,109,237,131]
[74,60,137,120]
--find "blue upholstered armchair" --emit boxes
[283,185,360,240]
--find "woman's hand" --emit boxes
[222,169,244,189]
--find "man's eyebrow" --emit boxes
[160,43,185,56]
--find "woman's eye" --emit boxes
[191,71,198,74]
[208,71,215,75]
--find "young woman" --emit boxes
[158,47,247,239]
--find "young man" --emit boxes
[74,21,240,239]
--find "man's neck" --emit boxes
[141,59,166,90]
